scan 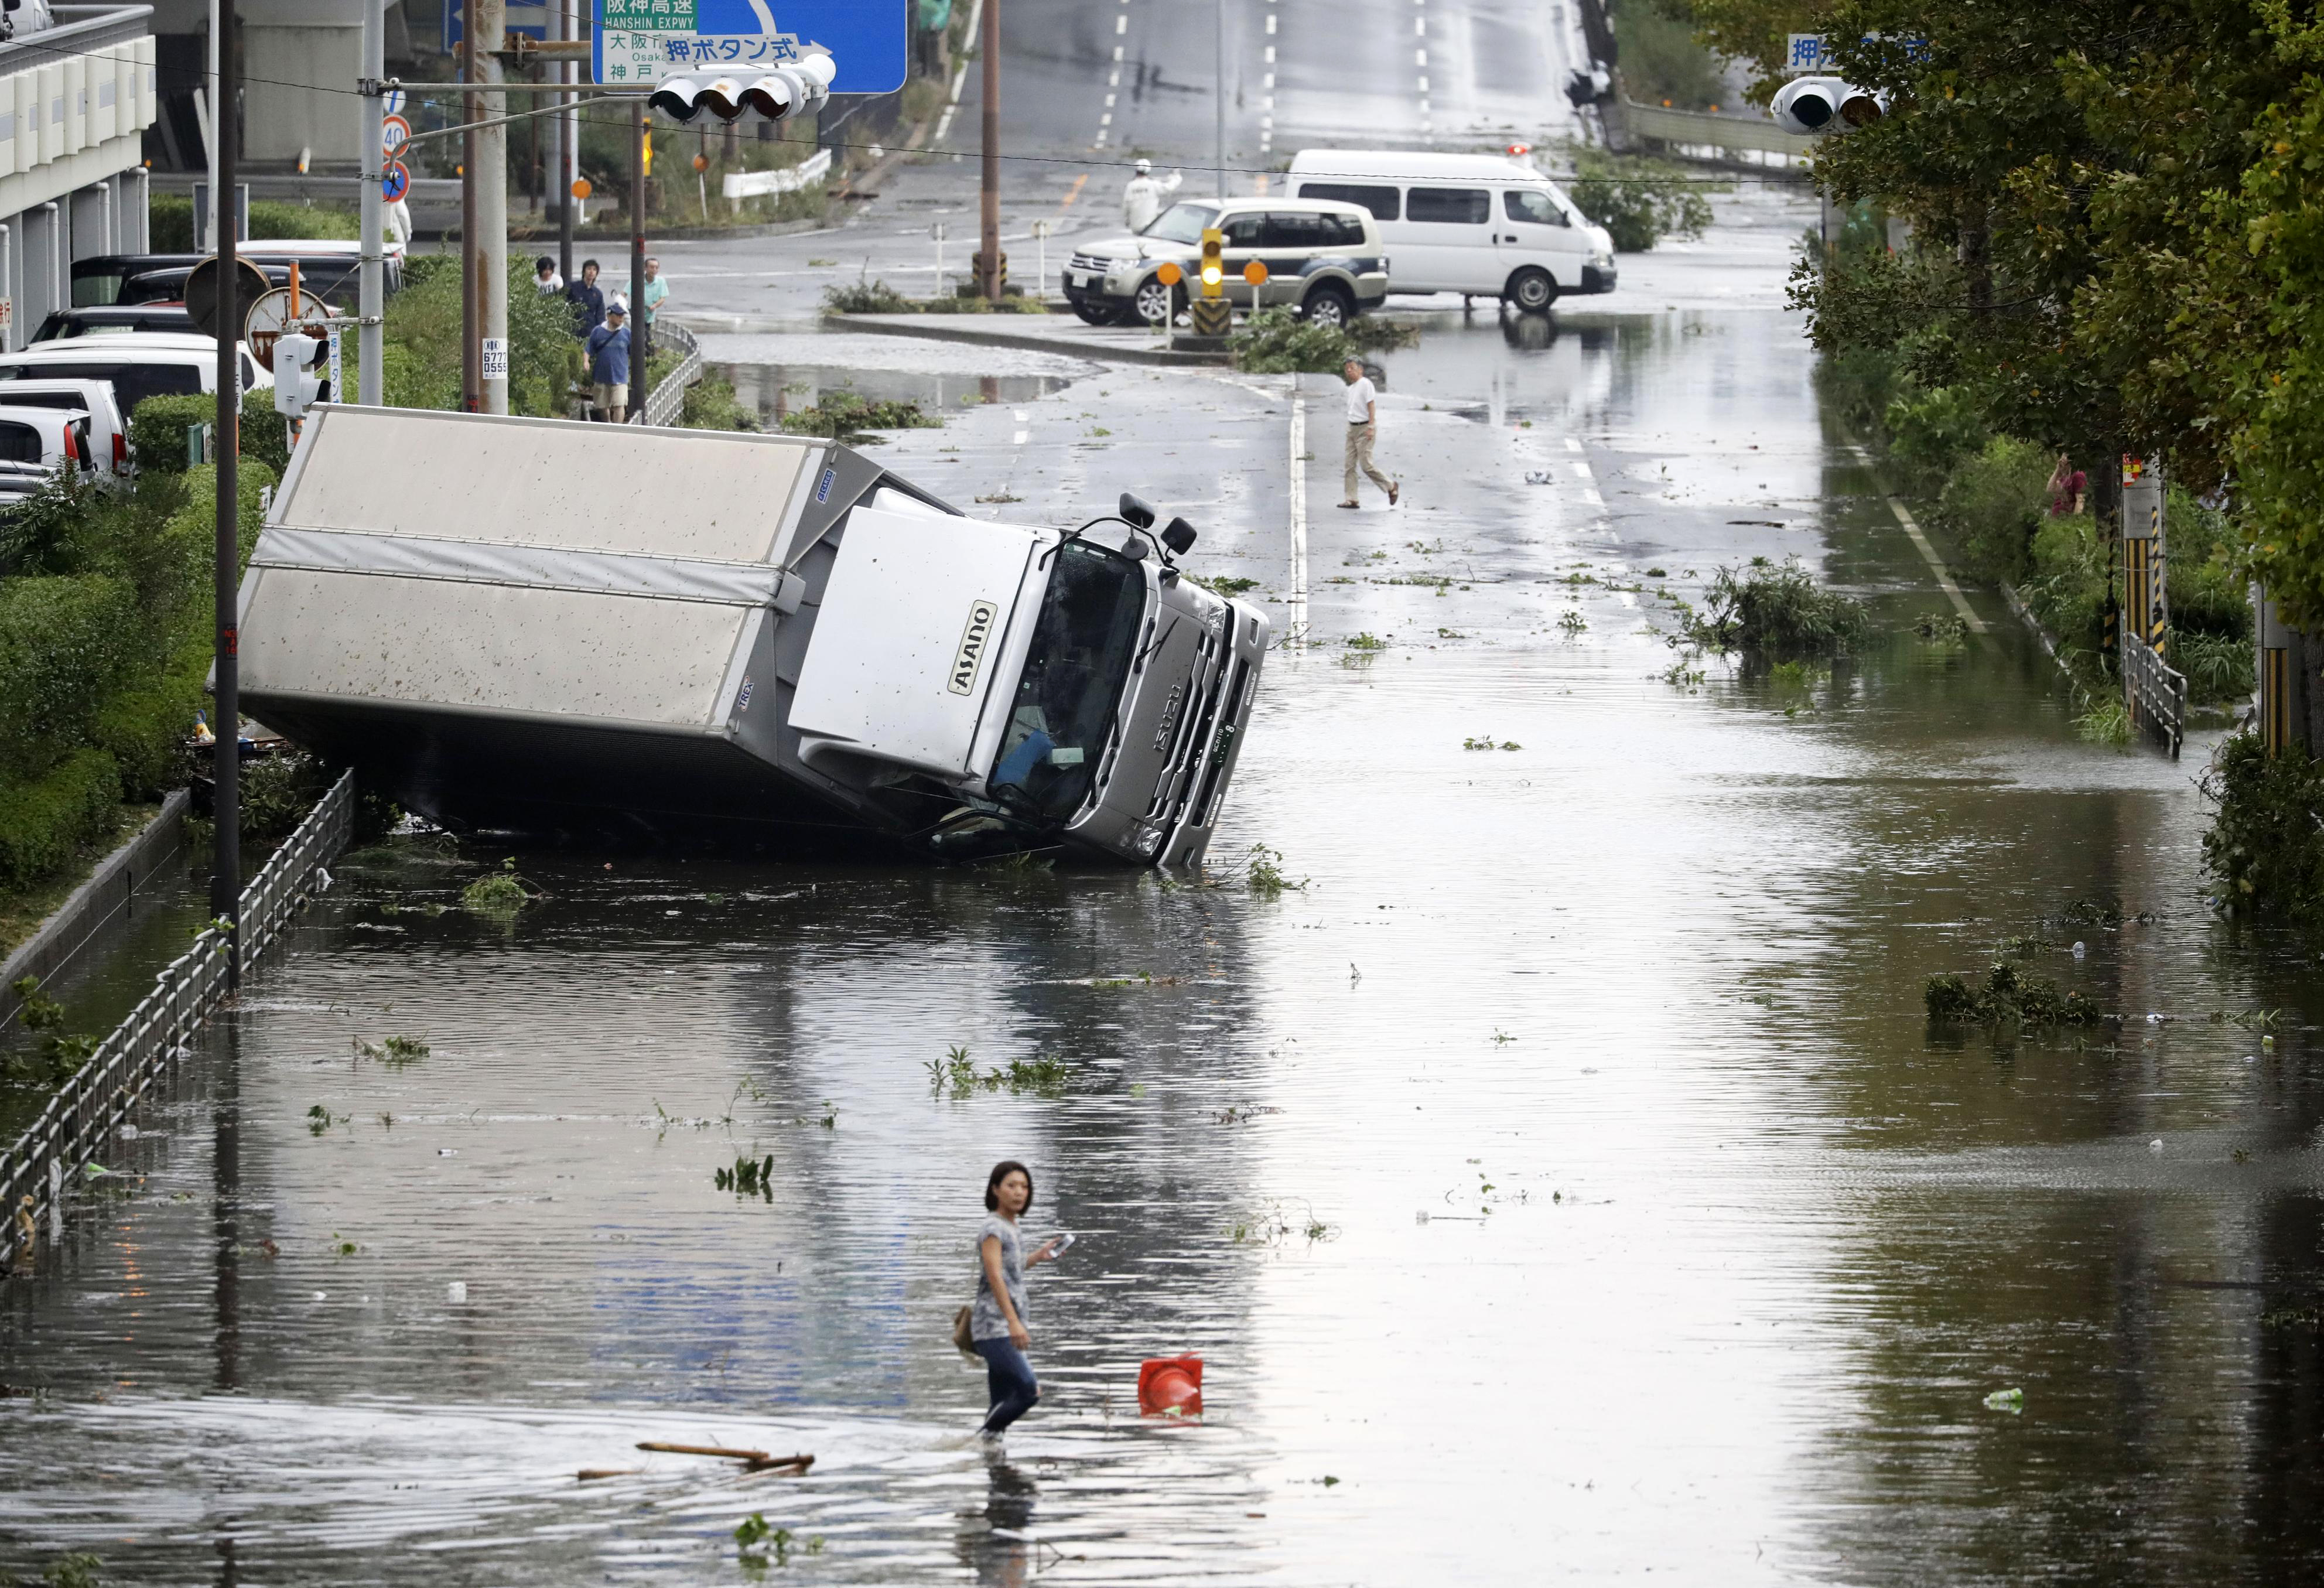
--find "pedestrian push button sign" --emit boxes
[594,0,906,95]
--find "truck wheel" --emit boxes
[1506,267,1557,313]
[1301,283,1355,328]
[1134,276,1178,325]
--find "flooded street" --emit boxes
[10,194,2324,1585]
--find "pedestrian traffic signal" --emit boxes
[273,330,328,419]
[1199,227,1223,296]
[1771,75,1882,135]
[650,54,837,124]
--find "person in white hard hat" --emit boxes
[1121,158,1182,233]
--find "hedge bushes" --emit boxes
[0,457,275,891]
[148,194,364,252]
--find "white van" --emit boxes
[1287,149,1617,310]
[0,379,130,478]
[0,332,270,416]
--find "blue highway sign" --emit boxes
[593,0,907,96]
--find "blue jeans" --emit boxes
[973,1336,1040,1433]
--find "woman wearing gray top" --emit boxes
[973,1160,1060,1437]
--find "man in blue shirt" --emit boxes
[586,303,631,422]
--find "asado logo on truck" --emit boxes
[949,599,1000,696]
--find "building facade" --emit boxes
[0,6,158,351]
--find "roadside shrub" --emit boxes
[2019,512,2111,675]
[778,390,941,438]
[0,749,122,890]
[1817,344,1908,444]
[1682,558,1871,657]
[1933,436,2049,585]
[823,277,914,314]
[1614,0,1726,110]
[2202,733,2324,927]
[127,393,216,477]
[0,574,139,780]
[1568,148,1717,252]
[1884,384,1990,493]
[679,371,758,432]
[2175,630,2254,706]
[149,194,363,251]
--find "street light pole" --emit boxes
[212,2,241,982]
[631,96,648,416]
[978,0,1000,301]
[477,0,508,415]
[461,0,481,412]
[358,0,382,405]
[557,0,574,288]
[1215,0,1226,199]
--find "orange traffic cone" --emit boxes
[1137,1355,1203,1417]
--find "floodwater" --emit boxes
[10,207,2324,1585]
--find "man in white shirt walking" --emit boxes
[1339,358,1398,508]
[1122,159,1182,232]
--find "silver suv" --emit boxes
[1064,197,1388,329]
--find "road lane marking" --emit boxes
[1266,12,1276,31]
[1582,487,1604,506]
[1416,15,1426,31]
[1115,13,1125,30]
[1059,173,1087,212]
[1886,496,1990,634]
[1288,389,1308,643]
[932,0,982,144]
[1568,461,1590,479]
[1013,429,1029,445]
[1564,437,1582,452]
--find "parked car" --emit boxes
[0,332,271,416]
[0,404,95,506]
[31,303,197,342]
[1063,197,1387,328]
[1287,149,1617,310]
[0,379,131,477]
[74,245,402,312]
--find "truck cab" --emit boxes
[235,407,1266,867]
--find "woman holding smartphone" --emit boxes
[972,1160,1064,1439]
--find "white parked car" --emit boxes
[0,332,271,416]
[0,378,130,477]
[1287,149,1618,310]
[0,404,95,506]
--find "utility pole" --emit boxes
[206,0,221,251]
[977,0,1000,300]
[631,97,648,417]
[477,0,508,415]
[1215,0,1225,199]
[461,0,481,412]
[212,2,241,983]
[358,0,383,405]
[556,0,574,288]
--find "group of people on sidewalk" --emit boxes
[532,254,667,424]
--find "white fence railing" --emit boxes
[2125,635,2188,759]
[1,769,356,1274]
[644,321,702,428]
[722,147,831,211]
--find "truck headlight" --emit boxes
[1591,248,1614,268]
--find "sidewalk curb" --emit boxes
[818,313,1231,366]
[0,791,190,1037]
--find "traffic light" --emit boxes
[1771,76,1882,135]
[274,331,327,418]
[1198,227,1223,297]
[650,54,836,124]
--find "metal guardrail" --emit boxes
[2124,637,2187,759]
[1,769,356,1275]
[643,321,702,428]
[1610,98,1819,162]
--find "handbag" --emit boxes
[952,1304,978,1356]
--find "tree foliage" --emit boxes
[1683,0,2324,619]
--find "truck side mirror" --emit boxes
[1119,491,1157,530]
[1161,517,1197,557]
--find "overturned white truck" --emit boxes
[235,406,1268,865]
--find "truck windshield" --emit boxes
[987,541,1147,823]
